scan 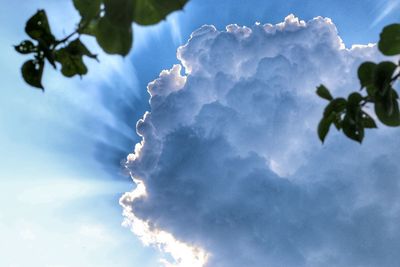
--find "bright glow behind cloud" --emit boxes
[120,179,208,267]
[120,15,400,267]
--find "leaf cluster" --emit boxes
[15,0,188,90]
[317,24,400,143]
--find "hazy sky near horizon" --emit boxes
[1,1,400,267]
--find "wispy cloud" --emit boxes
[371,0,400,27]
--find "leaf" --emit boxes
[333,113,342,130]
[373,61,397,95]
[383,90,394,115]
[14,40,36,54]
[375,90,400,126]
[358,62,376,88]
[55,49,87,77]
[346,93,363,126]
[21,60,44,89]
[366,85,377,98]
[40,44,57,69]
[347,92,363,106]
[133,0,189,25]
[25,10,55,46]
[318,113,334,143]
[342,114,364,143]
[393,90,399,99]
[95,16,133,56]
[362,112,377,128]
[54,39,95,77]
[73,0,101,20]
[67,39,97,60]
[316,85,333,101]
[323,98,347,117]
[77,18,99,36]
[378,24,400,56]
[104,0,134,27]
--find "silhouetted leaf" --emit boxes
[342,114,364,143]
[347,92,363,106]
[67,39,97,59]
[95,16,133,56]
[346,93,363,127]
[374,61,397,95]
[316,85,333,101]
[333,113,342,130]
[358,62,376,88]
[362,112,377,128]
[16,0,190,89]
[25,10,55,46]
[318,113,334,143]
[21,60,44,89]
[393,89,399,99]
[14,40,36,54]
[55,39,95,77]
[366,85,377,98]
[73,0,101,20]
[133,0,188,25]
[55,49,87,77]
[375,90,400,126]
[78,18,99,36]
[104,0,134,27]
[383,90,394,115]
[324,98,347,117]
[379,24,400,56]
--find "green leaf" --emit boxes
[375,90,400,126]
[347,92,363,106]
[316,85,333,101]
[77,18,99,36]
[21,60,44,89]
[383,90,394,115]
[318,113,334,143]
[67,39,97,60]
[73,0,101,20]
[55,49,87,77]
[346,93,363,126]
[133,0,189,25]
[378,24,400,56]
[104,0,134,27]
[373,61,397,95]
[25,10,55,46]
[358,62,376,88]
[323,98,347,117]
[40,44,56,69]
[342,114,364,143]
[362,112,377,128]
[14,40,36,54]
[366,85,377,98]
[95,16,133,56]
[333,113,342,130]
[393,90,399,99]
[54,39,95,77]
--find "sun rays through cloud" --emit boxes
[4,1,400,267]
[371,0,400,27]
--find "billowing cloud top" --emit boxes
[120,15,400,267]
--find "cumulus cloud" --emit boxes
[120,14,400,267]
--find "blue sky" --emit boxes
[1,1,400,267]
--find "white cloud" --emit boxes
[121,15,400,267]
